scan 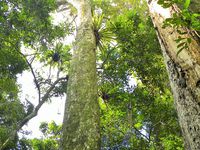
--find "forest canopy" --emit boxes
[0,0,200,149]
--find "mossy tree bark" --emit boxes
[60,0,100,149]
[147,1,200,149]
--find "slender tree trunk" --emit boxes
[147,1,200,149]
[60,0,100,149]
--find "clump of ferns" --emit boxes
[39,43,71,78]
[92,13,115,51]
[41,43,71,66]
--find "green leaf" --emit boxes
[191,13,200,18]
[187,38,192,44]
[176,45,188,56]
[184,0,190,9]
[177,29,187,35]
[177,42,186,48]
[174,36,185,43]
[134,122,142,129]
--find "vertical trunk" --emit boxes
[147,0,200,149]
[61,0,100,149]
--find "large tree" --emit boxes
[60,0,100,149]
[1,0,198,149]
[147,0,200,149]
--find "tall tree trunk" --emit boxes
[60,0,100,149]
[147,1,200,149]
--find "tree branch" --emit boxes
[17,51,41,102]
[0,77,68,150]
[19,76,68,128]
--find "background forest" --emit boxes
[0,0,200,149]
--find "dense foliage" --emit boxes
[0,0,69,149]
[96,8,184,149]
[1,0,199,149]
[24,121,61,150]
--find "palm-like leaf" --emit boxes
[92,13,116,51]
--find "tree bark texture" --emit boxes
[61,0,100,149]
[147,0,200,149]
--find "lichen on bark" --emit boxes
[60,0,100,150]
[147,0,200,149]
